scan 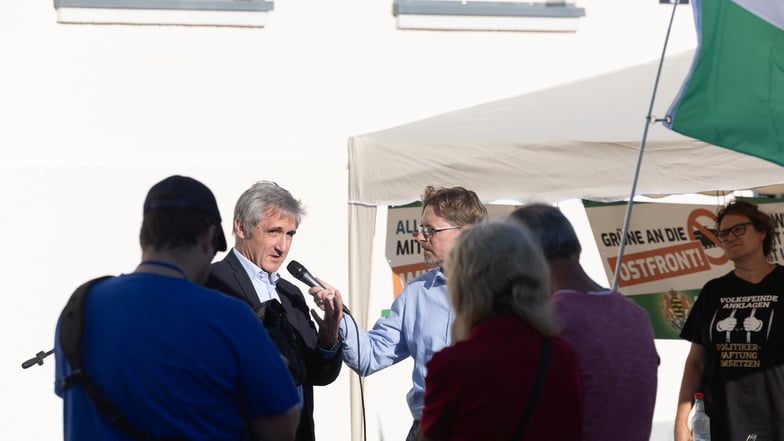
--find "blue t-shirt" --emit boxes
[55,273,299,441]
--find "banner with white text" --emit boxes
[584,199,784,338]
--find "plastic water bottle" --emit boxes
[692,392,711,441]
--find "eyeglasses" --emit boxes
[716,222,754,242]
[416,225,460,240]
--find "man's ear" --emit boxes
[234,218,248,240]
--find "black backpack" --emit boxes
[252,299,306,386]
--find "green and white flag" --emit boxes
[665,0,784,165]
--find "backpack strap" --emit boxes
[59,276,169,441]
[511,336,551,441]
[59,276,113,391]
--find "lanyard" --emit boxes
[139,260,188,279]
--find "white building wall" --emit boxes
[1,1,698,440]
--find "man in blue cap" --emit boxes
[54,175,301,441]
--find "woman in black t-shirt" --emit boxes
[675,200,784,441]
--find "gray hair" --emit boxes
[233,181,305,237]
[508,203,581,261]
[445,220,555,341]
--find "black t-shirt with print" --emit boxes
[681,265,784,441]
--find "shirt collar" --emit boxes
[232,248,280,285]
[422,266,447,288]
[435,267,446,282]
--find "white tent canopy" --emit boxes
[344,49,784,440]
[348,49,784,206]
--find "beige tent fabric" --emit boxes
[347,203,375,440]
[348,49,784,206]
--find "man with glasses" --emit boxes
[309,185,487,441]
[675,200,784,441]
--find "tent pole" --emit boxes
[612,0,684,291]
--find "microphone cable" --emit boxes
[344,310,368,441]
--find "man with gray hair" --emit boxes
[206,181,344,441]
[509,203,659,441]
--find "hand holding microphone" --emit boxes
[287,260,352,316]
[287,260,349,350]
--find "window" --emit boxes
[53,0,275,28]
[393,0,585,32]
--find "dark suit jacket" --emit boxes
[205,251,342,441]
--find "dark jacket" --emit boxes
[206,251,342,441]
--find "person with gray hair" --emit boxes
[206,181,344,441]
[419,220,583,441]
[509,203,658,441]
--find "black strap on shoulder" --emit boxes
[512,336,551,441]
[59,276,172,441]
[59,276,113,391]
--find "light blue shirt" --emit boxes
[233,248,281,303]
[340,268,452,420]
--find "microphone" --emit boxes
[287,260,351,316]
[21,349,54,369]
